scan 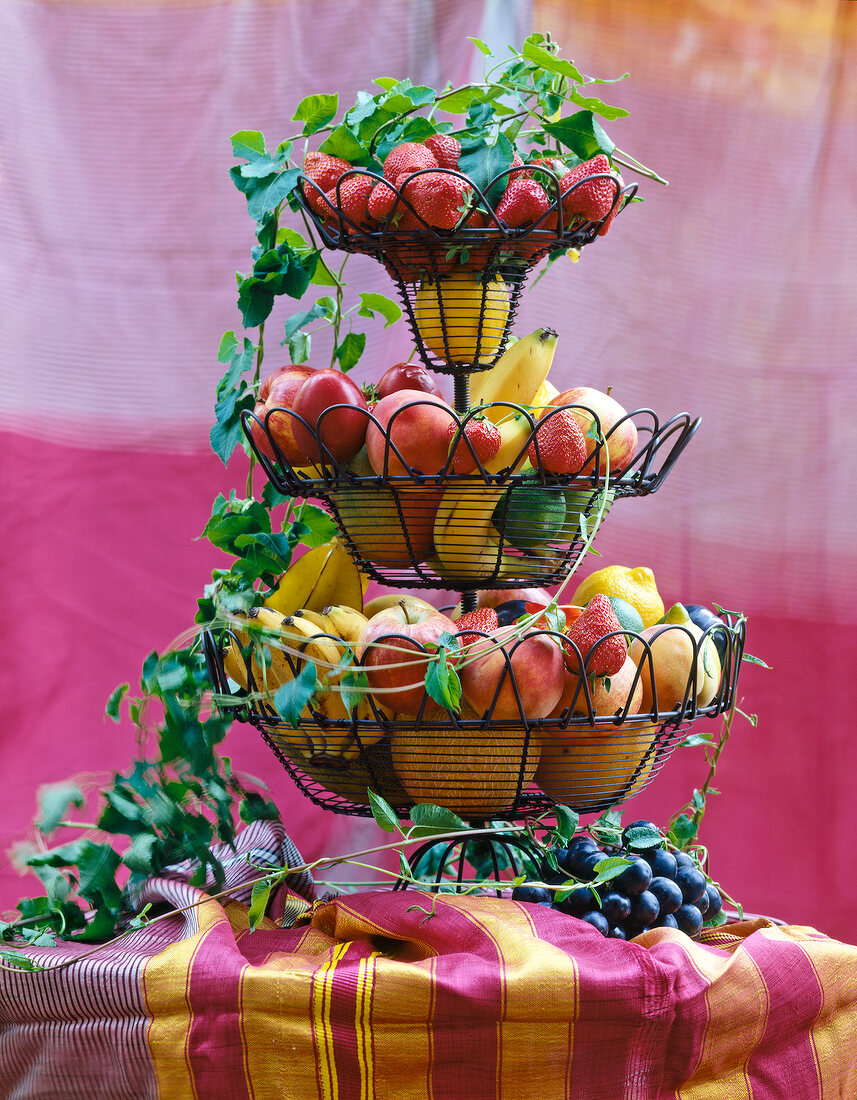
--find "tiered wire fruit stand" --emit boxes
[203,158,747,842]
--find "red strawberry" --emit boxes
[527,409,587,475]
[303,152,352,217]
[565,593,628,676]
[326,173,375,227]
[597,172,625,236]
[424,134,461,171]
[557,154,619,224]
[495,178,551,228]
[446,416,502,473]
[453,607,499,649]
[400,172,473,230]
[383,141,438,182]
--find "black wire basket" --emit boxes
[297,165,637,374]
[242,399,699,590]
[202,613,746,822]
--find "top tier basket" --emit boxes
[296,164,638,380]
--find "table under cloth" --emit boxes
[1,821,856,1100]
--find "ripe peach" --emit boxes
[551,386,637,476]
[459,630,565,719]
[547,653,643,721]
[365,389,457,476]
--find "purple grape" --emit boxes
[675,903,703,938]
[614,857,653,897]
[512,885,553,905]
[674,865,707,905]
[608,925,628,940]
[580,911,609,936]
[645,847,678,879]
[653,912,679,929]
[600,891,632,924]
[703,884,723,921]
[648,876,683,915]
[630,890,660,926]
[557,886,600,917]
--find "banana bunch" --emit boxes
[468,328,558,421]
[263,537,367,618]
[433,485,524,582]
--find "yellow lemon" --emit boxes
[414,271,511,365]
[570,565,665,628]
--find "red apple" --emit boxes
[251,365,313,464]
[376,362,444,400]
[459,629,565,719]
[357,602,458,715]
[291,368,369,464]
[365,389,457,476]
[551,386,638,476]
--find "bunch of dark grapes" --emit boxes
[512,819,722,940]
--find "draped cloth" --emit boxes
[2,821,856,1100]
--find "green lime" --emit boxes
[492,486,567,551]
[607,596,645,636]
[558,487,614,542]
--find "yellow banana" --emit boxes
[481,411,536,475]
[263,537,364,617]
[222,607,315,759]
[433,485,522,582]
[468,328,558,421]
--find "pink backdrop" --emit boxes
[2,0,855,940]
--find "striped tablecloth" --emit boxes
[2,822,856,1100]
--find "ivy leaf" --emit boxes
[592,856,635,883]
[36,782,85,835]
[424,638,462,713]
[567,88,629,121]
[552,804,579,843]
[122,833,158,874]
[272,661,317,727]
[202,494,272,555]
[248,878,274,931]
[210,382,254,466]
[232,531,294,573]
[292,93,338,135]
[436,87,487,115]
[458,134,514,202]
[0,951,44,972]
[357,292,402,328]
[521,39,585,83]
[468,37,492,56]
[544,110,615,159]
[621,825,663,850]
[290,504,338,548]
[670,813,698,847]
[319,125,367,165]
[334,332,366,372]
[105,683,129,723]
[368,790,400,833]
[239,792,280,823]
[245,169,302,222]
[231,130,266,161]
[409,803,467,837]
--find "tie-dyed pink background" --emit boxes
[2,0,855,939]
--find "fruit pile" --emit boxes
[301,142,627,277]
[245,329,667,587]
[217,536,739,817]
[513,821,723,940]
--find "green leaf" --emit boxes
[741,653,771,668]
[237,276,274,329]
[239,792,280,824]
[622,825,663,850]
[291,504,338,548]
[544,111,615,159]
[458,134,514,201]
[409,803,467,836]
[567,88,629,121]
[319,125,367,165]
[272,660,317,727]
[521,39,585,83]
[105,683,129,723]
[553,804,579,843]
[231,130,266,160]
[670,813,698,847]
[36,782,85,835]
[246,169,302,222]
[368,790,400,833]
[283,302,332,342]
[437,87,487,114]
[357,292,402,328]
[210,383,254,466]
[292,93,338,135]
[424,650,462,713]
[202,495,272,555]
[591,855,635,882]
[122,832,158,874]
[468,37,492,56]
[0,951,44,972]
[334,332,366,372]
[248,877,274,931]
[398,851,412,879]
[232,531,293,573]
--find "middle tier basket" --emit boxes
[243,398,700,589]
